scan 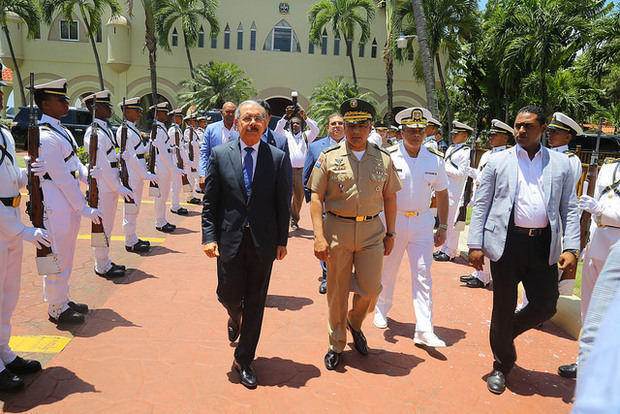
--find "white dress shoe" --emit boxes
[373,309,388,329]
[414,331,446,347]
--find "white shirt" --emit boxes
[221,124,234,145]
[367,131,382,147]
[0,126,28,240]
[423,136,439,151]
[352,150,365,161]
[275,117,319,168]
[514,144,549,228]
[239,140,259,179]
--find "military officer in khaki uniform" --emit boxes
[307,99,401,370]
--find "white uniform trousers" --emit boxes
[94,190,119,273]
[472,256,491,284]
[122,176,145,246]
[170,173,183,211]
[376,211,435,333]
[187,169,199,201]
[0,236,21,370]
[43,209,80,305]
[581,254,605,325]
[154,168,172,227]
[439,194,461,258]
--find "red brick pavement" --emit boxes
[1,197,577,413]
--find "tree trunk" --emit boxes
[435,53,451,134]
[346,39,358,92]
[385,47,394,124]
[1,25,26,107]
[540,67,547,115]
[144,3,158,109]
[504,90,509,124]
[183,31,195,79]
[81,10,105,90]
[410,0,439,121]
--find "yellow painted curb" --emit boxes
[9,335,71,354]
[77,235,166,243]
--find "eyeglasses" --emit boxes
[240,115,265,123]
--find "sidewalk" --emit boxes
[2,200,577,413]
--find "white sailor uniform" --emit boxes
[551,144,583,188]
[153,121,177,227]
[169,124,189,211]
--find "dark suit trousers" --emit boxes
[216,228,274,366]
[489,224,559,375]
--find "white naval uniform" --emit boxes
[184,126,200,200]
[376,143,449,333]
[153,121,176,227]
[580,160,620,322]
[551,144,583,188]
[423,135,439,152]
[169,124,189,210]
[119,121,149,247]
[439,142,471,258]
[84,118,122,273]
[38,114,89,309]
[0,126,28,370]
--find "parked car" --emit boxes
[11,106,92,149]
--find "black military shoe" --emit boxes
[111,262,126,271]
[433,251,453,262]
[232,360,257,389]
[68,301,89,314]
[460,274,475,282]
[138,239,151,246]
[187,197,201,205]
[170,207,188,215]
[487,370,506,394]
[49,308,85,324]
[319,280,327,294]
[156,223,176,233]
[558,363,577,379]
[466,278,487,288]
[125,240,150,253]
[347,321,368,355]
[95,266,125,278]
[5,356,42,375]
[324,349,341,370]
[0,369,24,392]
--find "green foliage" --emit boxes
[0,0,40,37]
[0,118,12,128]
[154,0,219,51]
[77,146,89,165]
[40,0,122,35]
[177,61,257,110]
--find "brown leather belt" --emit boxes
[328,211,379,222]
[512,226,547,237]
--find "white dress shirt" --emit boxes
[276,117,319,168]
[221,124,234,145]
[514,144,549,228]
[239,140,259,179]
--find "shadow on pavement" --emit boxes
[265,294,313,311]
[289,228,314,239]
[145,246,181,257]
[169,227,198,235]
[112,269,158,285]
[55,308,140,338]
[226,357,321,388]
[340,348,424,376]
[485,365,575,403]
[383,319,466,347]
[536,320,576,341]
[2,367,98,412]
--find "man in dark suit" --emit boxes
[202,100,290,389]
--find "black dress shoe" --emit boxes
[125,240,150,253]
[187,197,201,205]
[138,239,151,246]
[319,280,327,294]
[95,266,125,278]
[466,278,487,288]
[5,356,42,375]
[558,362,577,379]
[324,349,341,370]
[433,251,453,262]
[156,223,176,233]
[67,301,88,314]
[0,369,24,392]
[347,321,368,355]
[233,361,257,389]
[228,317,240,342]
[49,308,85,324]
[171,207,188,215]
[460,274,475,282]
[487,370,506,394]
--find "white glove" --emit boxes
[90,165,104,181]
[121,151,131,161]
[579,195,603,216]
[24,156,47,177]
[81,206,103,224]
[146,172,159,185]
[22,227,52,249]
[118,186,135,201]
[465,166,478,179]
[174,167,185,176]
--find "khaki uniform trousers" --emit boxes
[325,213,384,352]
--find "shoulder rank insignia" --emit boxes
[564,151,576,157]
[323,143,341,154]
[372,143,391,156]
[604,157,619,164]
[387,144,399,153]
[427,147,444,158]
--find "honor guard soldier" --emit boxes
[460,119,513,288]
[423,113,442,152]
[118,97,157,253]
[183,113,201,204]
[169,109,189,215]
[0,82,46,391]
[548,112,584,186]
[374,121,391,147]
[373,107,450,347]
[434,120,475,262]
[83,91,134,278]
[151,102,182,232]
[196,116,208,136]
[307,98,401,370]
[557,157,620,379]
[35,79,103,323]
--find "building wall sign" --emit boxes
[279,3,290,14]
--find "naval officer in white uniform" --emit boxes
[168,109,190,216]
[547,112,583,186]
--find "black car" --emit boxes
[11,106,92,149]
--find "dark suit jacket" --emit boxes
[202,138,290,262]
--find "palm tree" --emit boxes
[177,61,256,110]
[308,0,375,91]
[154,0,219,79]
[0,0,40,106]
[41,0,121,90]
[383,0,395,123]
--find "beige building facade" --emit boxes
[1,0,429,120]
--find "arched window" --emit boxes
[250,21,257,51]
[359,43,365,57]
[308,39,314,54]
[172,28,178,47]
[224,24,230,49]
[237,23,243,50]
[371,38,377,58]
[211,33,217,48]
[263,20,301,53]
[334,33,340,56]
[198,26,205,48]
[321,29,328,55]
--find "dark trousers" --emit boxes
[489,224,559,375]
[216,228,274,366]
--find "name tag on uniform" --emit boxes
[424,171,437,175]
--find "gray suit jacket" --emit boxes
[467,145,580,265]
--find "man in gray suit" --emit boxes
[468,105,580,394]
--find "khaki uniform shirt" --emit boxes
[307,140,401,217]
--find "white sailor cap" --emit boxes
[183,113,197,121]
[149,102,170,112]
[395,107,428,129]
[33,78,69,100]
[487,119,514,136]
[82,90,112,107]
[428,117,441,127]
[548,112,583,136]
[196,116,208,121]
[451,120,473,134]
[118,97,142,110]
[167,108,183,116]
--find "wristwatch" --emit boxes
[438,224,448,230]
[385,232,397,238]
[564,249,580,260]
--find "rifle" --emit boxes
[88,103,109,247]
[579,118,603,251]
[188,123,196,173]
[120,98,138,214]
[454,127,478,231]
[148,118,160,198]
[175,126,192,193]
[26,72,61,275]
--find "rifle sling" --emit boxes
[0,127,14,166]
[445,145,468,170]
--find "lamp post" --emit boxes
[396,33,417,49]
